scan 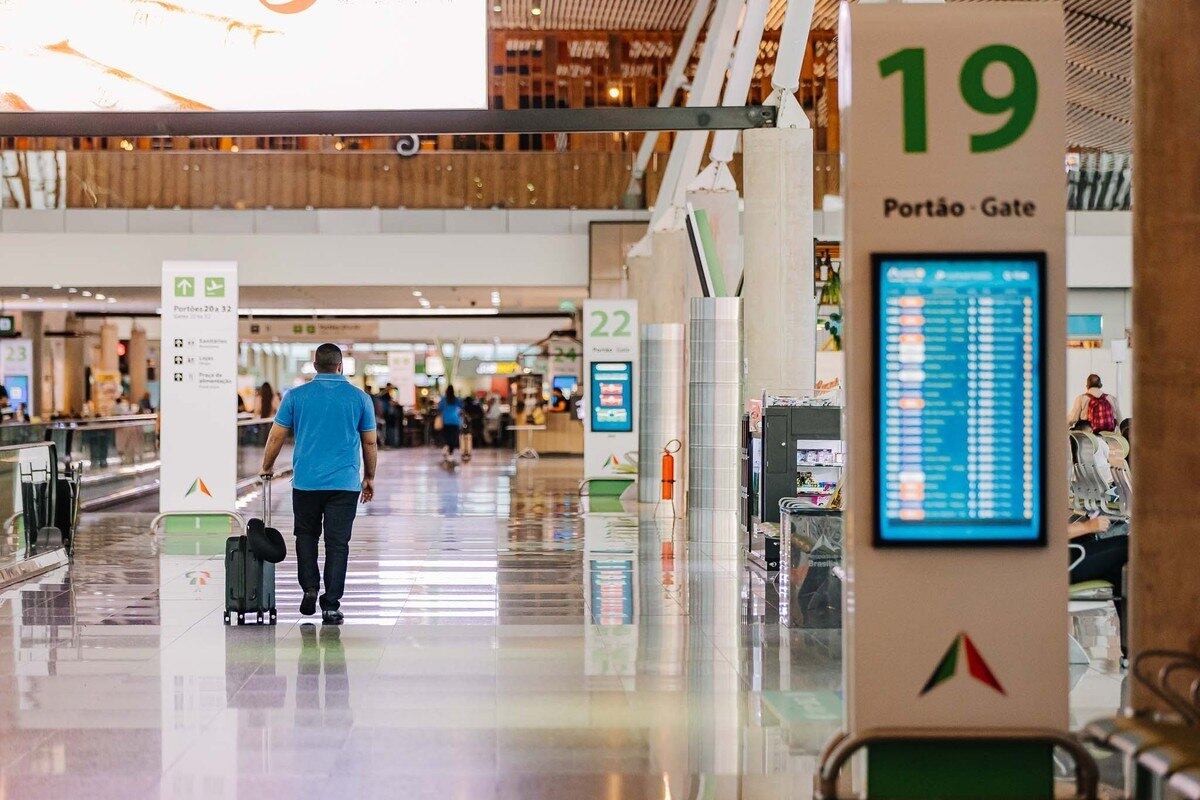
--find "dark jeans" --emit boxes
[1070,528,1129,655]
[293,489,359,612]
[442,424,461,453]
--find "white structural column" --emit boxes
[626,244,662,324]
[687,0,771,292]
[627,0,741,321]
[128,325,149,403]
[648,227,691,326]
[621,0,712,208]
[741,0,817,399]
[742,128,815,396]
[99,322,120,373]
[648,0,746,231]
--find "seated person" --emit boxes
[548,388,569,412]
[1069,514,1128,658]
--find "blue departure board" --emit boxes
[874,253,1045,546]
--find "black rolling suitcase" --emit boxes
[224,478,278,625]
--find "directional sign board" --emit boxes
[161,261,238,514]
[840,1,1067,741]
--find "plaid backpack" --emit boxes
[1086,393,1116,433]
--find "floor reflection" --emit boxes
[0,450,1123,798]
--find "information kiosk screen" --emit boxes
[590,362,633,433]
[874,253,1045,546]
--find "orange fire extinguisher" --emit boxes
[660,439,681,501]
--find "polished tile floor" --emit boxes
[0,450,1124,799]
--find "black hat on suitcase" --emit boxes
[247,518,287,564]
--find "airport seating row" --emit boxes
[1085,650,1200,799]
[1069,430,1132,519]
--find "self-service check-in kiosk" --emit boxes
[819,4,1097,798]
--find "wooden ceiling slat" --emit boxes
[489,0,1133,152]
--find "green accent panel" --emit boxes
[868,741,1053,799]
[162,532,229,556]
[586,478,634,497]
[761,691,842,725]
[587,496,626,514]
[163,515,235,535]
[693,208,728,297]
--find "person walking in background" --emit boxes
[371,386,392,449]
[383,383,402,448]
[259,344,377,625]
[257,382,278,418]
[438,385,464,467]
[484,394,503,447]
[1069,373,1121,432]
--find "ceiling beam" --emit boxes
[0,106,776,138]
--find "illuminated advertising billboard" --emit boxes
[0,0,486,113]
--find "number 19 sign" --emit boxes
[840,2,1068,736]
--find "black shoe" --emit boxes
[322,610,344,625]
[300,589,318,616]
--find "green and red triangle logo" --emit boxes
[920,633,1005,696]
[185,477,212,498]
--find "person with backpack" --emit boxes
[1068,373,1122,432]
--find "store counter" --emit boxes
[518,413,583,456]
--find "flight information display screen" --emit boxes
[874,253,1045,546]
[590,362,633,433]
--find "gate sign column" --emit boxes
[160,261,239,519]
[583,300,639,490]
[839,1,1067,793]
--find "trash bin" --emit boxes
[779,501,843,629]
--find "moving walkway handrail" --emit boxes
[815,727,1098,800]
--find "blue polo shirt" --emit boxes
[275,374,376,491]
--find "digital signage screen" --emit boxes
[590,362,633,433]
[0,0,486,113]
[874,253,1045,547]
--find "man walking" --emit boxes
[260,343,377,624]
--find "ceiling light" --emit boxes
[52,283,62,290]
[608,86,621,99]
[230,144,240,153]
[412,290,422,297]
[19,292,29,300]
[107,297,117,304]
[35,297,43,303]
[67,287,77,293]
[81,291,92,297]
[530,4,541,14]
[492,2,501,10]
[95,293,106,300]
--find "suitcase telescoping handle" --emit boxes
[261,475,272,527]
